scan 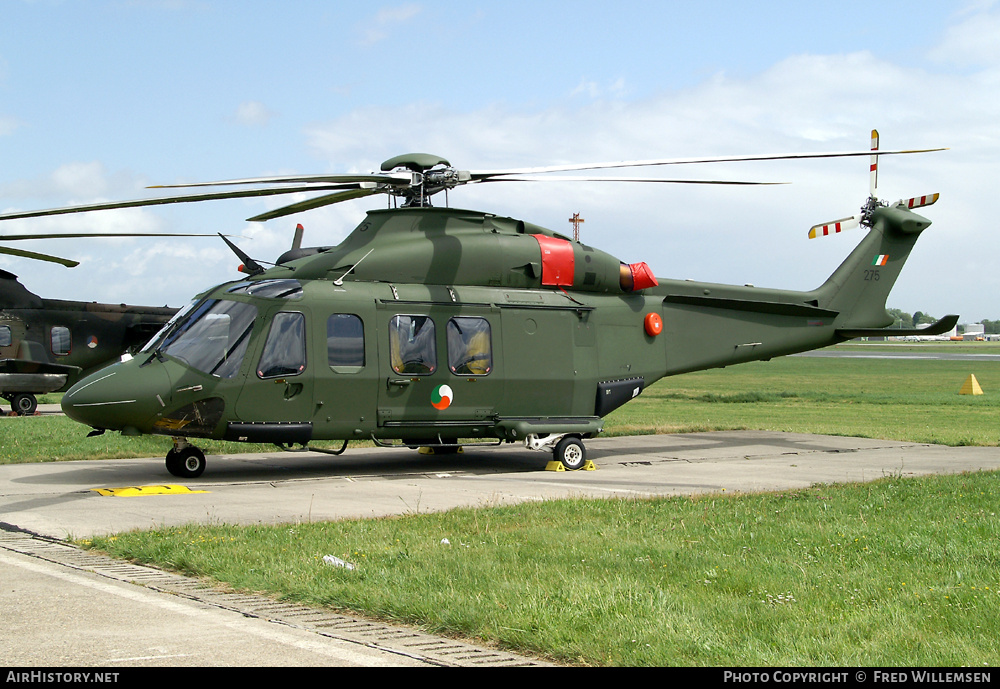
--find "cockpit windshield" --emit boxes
[150,299,259,378]
[141,298,199,354]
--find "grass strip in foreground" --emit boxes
[82,471,1000,666]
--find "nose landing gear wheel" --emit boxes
[553,436,587,471]
[166,446,207,478]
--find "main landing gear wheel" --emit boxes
[165,446,207,478]
[553,436,587,471]
[9,393,37,416]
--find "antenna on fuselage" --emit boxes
[333,248,374,286]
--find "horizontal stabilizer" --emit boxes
[836,314,959,339]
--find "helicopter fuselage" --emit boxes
[60,202,949,473]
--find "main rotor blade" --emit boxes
[0,183,363,222]
[0,245,79,267]
[246,188,380,222]
[468,147,947,179]
[149,172,411,188]
[472,175,785,185]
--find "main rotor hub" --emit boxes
[380,153,468,207]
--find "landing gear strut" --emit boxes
[525,433,590,470]
[165,438,206,478]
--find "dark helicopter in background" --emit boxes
[0,132,955,475]
[0,232,219,414]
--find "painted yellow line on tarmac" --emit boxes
[90,485,209,497]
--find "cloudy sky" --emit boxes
[1,1,997,323]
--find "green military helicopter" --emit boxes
[0,134,955,476]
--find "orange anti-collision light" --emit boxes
[644,312,663,336]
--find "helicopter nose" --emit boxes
[62,359,170,434]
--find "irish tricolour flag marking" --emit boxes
[431,384,454,410]
[872,254,889,266]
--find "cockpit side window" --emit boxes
[389,315,436,375]
[0,325,11,348]
[257,311,307,379]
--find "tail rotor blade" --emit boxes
[870,129,880,197]
[898,193,940,210]
[808,215,861,239]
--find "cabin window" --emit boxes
[0,325,10,348]
[327,314,364,368]
[51,326,71,356]
[160,299,258,378]
[257,311,307,379]
[447,317,492,376]
[389,315,436,375]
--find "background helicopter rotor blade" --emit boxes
[0,245,79,267]
[0,232,222,240]
[0,232,237,267]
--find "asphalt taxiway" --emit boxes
[3,431,1000,667]
[3,430,999,540]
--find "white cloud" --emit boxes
[928,6,1000,68]
[296,45,997,321]
[7,5,999,320]
[357,3,422,46]
[571,77,629,100]
[0,116,18,137]
[0,162,152,205]
[235,100,277,127]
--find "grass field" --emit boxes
[605,346,1000,447]
[6,343,1000,665]
[84,472,1000,666]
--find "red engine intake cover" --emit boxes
[629,262,658,291]
[532,234,575,286]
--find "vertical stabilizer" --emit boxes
[810,202,931,330]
